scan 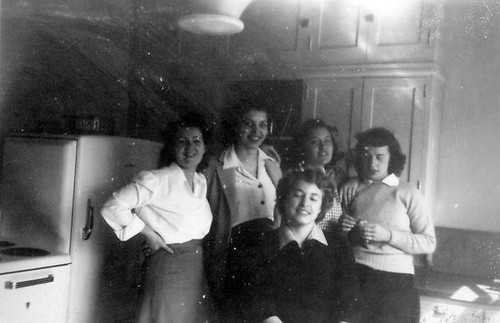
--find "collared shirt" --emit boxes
[381,173,399,186]
[316,167,343,231]
[100,163,213,244]
[359,173,400,191]
[223,145,277,227]
[278,225,328,249]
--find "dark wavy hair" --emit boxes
[291,119,343,167]
[354,127,406,177]
[220,97,272,147]
[158,111,213,171]
[276,169,334,224]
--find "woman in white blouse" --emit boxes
[101,111,214,323]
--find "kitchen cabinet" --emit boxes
[302,68,443,212]
[280,0,438,66]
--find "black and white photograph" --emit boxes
[0,0,499,322]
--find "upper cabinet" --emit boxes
[279,0,439,66]
[302,68,444,212]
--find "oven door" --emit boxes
[0,265,70,323]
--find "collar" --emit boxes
[222,145,272,170]
[364,173,399,187]
[278,224,328,249]
[381,173,399,187]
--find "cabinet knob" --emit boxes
[300,19,309,28]
[365,14,374,23]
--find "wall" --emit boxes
[434,0,500,232]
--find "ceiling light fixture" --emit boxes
[178,0,255,36]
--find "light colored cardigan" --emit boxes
[202,150,282,298]
[350,175,436,274]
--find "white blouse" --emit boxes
[100,163,213,244]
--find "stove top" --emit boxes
[0,239,71,274]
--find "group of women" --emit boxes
[100,98,436,323]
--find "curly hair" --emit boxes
[158,111,213,171]
[353,127,406,177]
[220,97,272,147]
[276,169,334,224]
[291,119,343,167]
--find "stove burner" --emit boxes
[0,247,50,257]
[0,241,15,248]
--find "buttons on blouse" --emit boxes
[258,183,263,188]
[260,201,265,205]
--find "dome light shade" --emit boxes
[178,0,254,36]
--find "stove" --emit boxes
[0,239,71,323]
[0,239,70,274]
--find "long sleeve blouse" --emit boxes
[100,163,212,244]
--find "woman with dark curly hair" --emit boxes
[101,111,214,322]
[203,98,282,319]
[225,169,362,323]
[340,127,436,323]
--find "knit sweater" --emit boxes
[349,174,436,274]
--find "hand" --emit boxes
[360,222,392,243]
[140,225,174,254]
[260,144,281,163]
[339,214,357,234]
[339,178,360,206]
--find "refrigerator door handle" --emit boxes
[82,198,94,240]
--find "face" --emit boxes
[360,145,390,181]
[237,109,269,149]
[283,180,323,227]
[174,127,206,171]
[303,127,334,168]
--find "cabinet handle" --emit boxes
[300,19,309,28]
[365,14,374,23]
[5,275,54,289]
[308,37,313,50]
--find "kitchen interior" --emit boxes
[0,0,499,322]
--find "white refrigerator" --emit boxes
[0,134,163,323]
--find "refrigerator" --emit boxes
[0,134,163,323]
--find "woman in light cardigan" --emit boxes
[203,98,282,319]
[341,127,436,323]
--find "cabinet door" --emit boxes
[312,0,368,64]
[303,78,363,153]
[359,77,427,185]
[365,0,436,62]
[284,0,436,66]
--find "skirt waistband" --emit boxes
[168,239,203,254]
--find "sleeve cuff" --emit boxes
[114,214,145,241]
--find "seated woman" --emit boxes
[225,169,362,323]
[340,127,436,323]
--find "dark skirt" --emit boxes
[137,240,213,323]
[356,264,420,323]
